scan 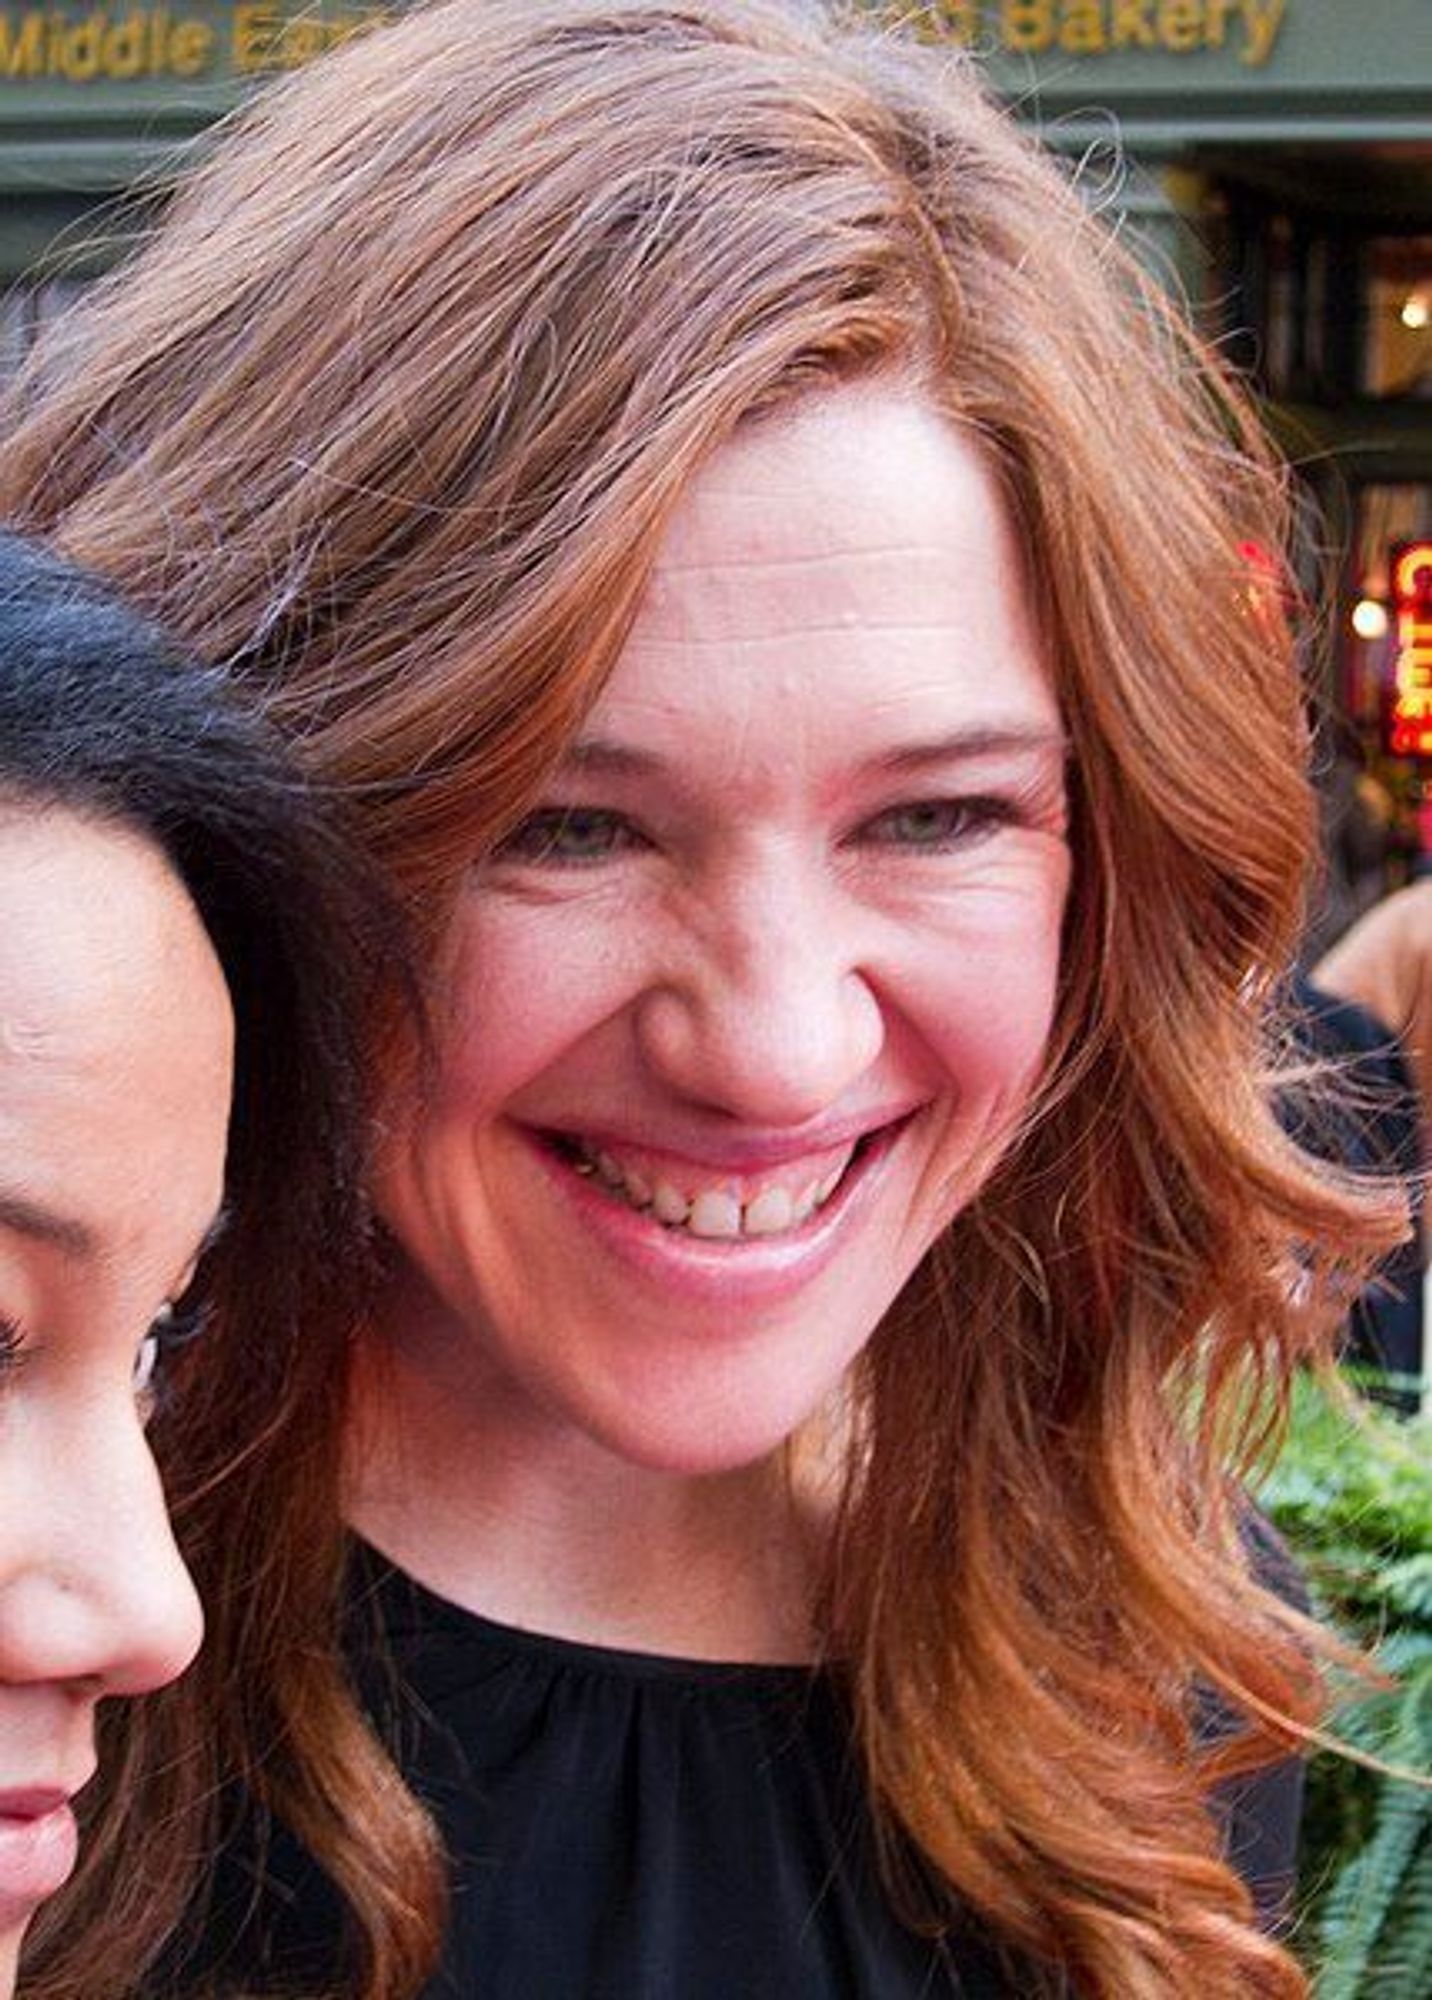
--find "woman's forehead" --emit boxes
[575,381,1056,770]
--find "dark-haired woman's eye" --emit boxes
[132,1328,162,1402]
[134,1292,213,1417]
[0,1315,25,1384]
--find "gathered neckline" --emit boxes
[351,1534,830,1689]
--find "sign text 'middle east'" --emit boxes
[0,6,385,81]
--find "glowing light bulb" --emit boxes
[1352,597,1390,641]
[1401,292,1431,331]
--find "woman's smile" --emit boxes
[538,1109,915,1236]
[514,1107,925,1310]
[372,381,1069,1473]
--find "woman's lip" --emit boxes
[520,1113,913,1309]
[0,1797,78,1910]
[0,1790,71,1819]
[530,1107,924,1176]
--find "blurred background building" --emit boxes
[966,0,1432,909]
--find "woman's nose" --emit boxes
[0,1419,202,1700]
[635,868,885,1125]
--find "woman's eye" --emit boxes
[0,1315,26,1383]
[494,807,641,867]
[859,799,1006,850]
[132,1328,162,1400]
[132,1293,212,1410]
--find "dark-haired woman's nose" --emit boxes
[0,1399,202,1702]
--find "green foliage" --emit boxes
[1258,1373,1432,1999]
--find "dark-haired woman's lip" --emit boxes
[0,1793,79,1909]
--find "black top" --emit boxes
[173,1537,1305,1999]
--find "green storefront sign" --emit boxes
[0,3,382,85]
[0,2,1424,204]
[0,1,1425,100]
[891,1,1291,70]
[0,4,387,207]
[877,2,1432,135]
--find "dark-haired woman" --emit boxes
[0,531,393,1998]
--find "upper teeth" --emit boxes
[574,1143,850,1238]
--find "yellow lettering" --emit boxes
[925,0,981,43]
[60,14,105,83]
[1397,651,1432,696]
[1392,685,1432,746]
[277,17,326,65]
[169,17,212,75]
[231,6,383,74]
[0,11,45,77]
[232,2,278,71]
[101,11,148,79]
[1110,0,1157,49]
[1157,0,1205,49]
[1204,0,1234,45]
[0,4,318,81]
[1000,0,1056,52]
[1060,1,1107,53]
[1241,0,1284,66]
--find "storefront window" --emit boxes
[1364,234,1432,400]
[1342,484,1432,871]
[1210,187,1432,409]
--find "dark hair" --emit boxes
[0,526,388,1349]
[0,529,415,1993]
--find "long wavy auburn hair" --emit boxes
[0,4,1406,1995]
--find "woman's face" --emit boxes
[376,383,1070,1476]
[0,809,231,1990]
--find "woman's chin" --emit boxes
[562,1370,835,1480]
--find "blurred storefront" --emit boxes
[950,0,1432,890]
[0,4,387,363]
[0,0,1429,874]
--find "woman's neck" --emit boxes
[0,1920,20,2000]
[344,1318,828,1665]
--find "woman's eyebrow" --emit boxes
[562,738,666,777]
[0,1195,230,1274]
[870,726,1070,776]
[563,727,1068,780]
[0,1184,96,1258]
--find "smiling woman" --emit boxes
[366,389,1071,1510]
[0,4,1407,1998]
[0,532,400,2000]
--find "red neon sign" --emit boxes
[1387,541,1432,758]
